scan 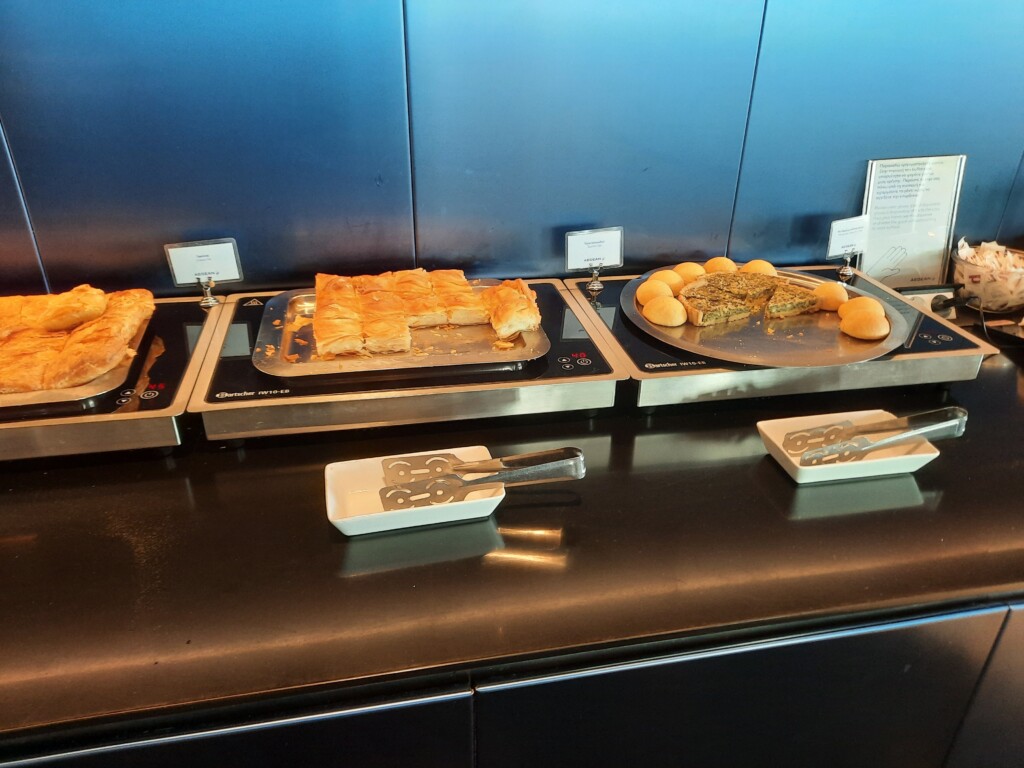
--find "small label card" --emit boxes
[565,226,624,272]
[826,215,869,260]
[165,237,243,287]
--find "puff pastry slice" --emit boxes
[482,279,541,340]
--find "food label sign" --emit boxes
[565,227,624,272]
[165,238,243,287]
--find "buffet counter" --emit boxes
[2,340,1024,764]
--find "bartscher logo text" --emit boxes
[216,389,291,398]
[644,361,704,369]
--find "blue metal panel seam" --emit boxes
[725,0,770,260]
[0,111,48,292]
[996,147,1024,242]
[400,0,421,267]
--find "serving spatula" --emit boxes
[379,447,585,510]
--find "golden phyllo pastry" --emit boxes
[37,284,109,331]
[353,272,396,294]
[439,288,489,326]
[481,279,541,340]
[362,316,412,354]
[0,329,66,393]
[311,269,540,357]
[393,268,433,295]
[313,274,364,356]
[398,292,447,328]
[359,291,405,319]
[0,285,155,394]
[359,291,411,353]
[427,269,470,291]
[42,289,155,390]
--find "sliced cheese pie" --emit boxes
[311,270,542,357]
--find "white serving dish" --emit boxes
[325,445,506,536]
[757,409,940,484]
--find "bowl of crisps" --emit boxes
[952,238,1024,313]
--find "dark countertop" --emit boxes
[3,345,1024,749]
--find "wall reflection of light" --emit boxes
[483,550,568,569]
[484,525,568,569]
[497,526,563,549]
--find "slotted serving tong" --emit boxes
[786,406,968,466]
[379,447,585,509]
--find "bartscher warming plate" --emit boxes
[252,285,550,377]
[565,266,997,408]
[0,298,222,461]
[620,269,908,368]
[188,280,629,440]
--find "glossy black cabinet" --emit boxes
[947,603,1024,767]
[13,692,472,768]
[475,609,1005,768]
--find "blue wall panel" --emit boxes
[2,2,1022,290]
[0,1,414,295]
[731,0,1024,267]
[998,154,1024,250]
[0,124,44,293]
[406,1,764,277]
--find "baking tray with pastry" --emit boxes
[0,286,156,411]
[188,273,627,439]
[252,273,550,380]
[0,284,222,460]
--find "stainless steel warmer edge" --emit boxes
[564,270,998,409]
[188,281,630,440]
[0,298,223,461]
[634,354,988,408]
[199,379,618,440]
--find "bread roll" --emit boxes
[672,262,706,284]
[641,295,686,327]
[704,256,737,273]
[635,279,673,306]
[840,310,890,340]
[837,296,885,319]
[740,259,777,276]
[649,270,684,296]
[813,282,849,312]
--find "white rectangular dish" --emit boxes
[325,445,505,536]
[757,409,939,484]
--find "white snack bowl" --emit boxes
[952,243,1024,313]
[325,445,506,536]
[757,410,940,484]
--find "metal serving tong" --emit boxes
[795,406,968,467]
[379,447,586,509]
